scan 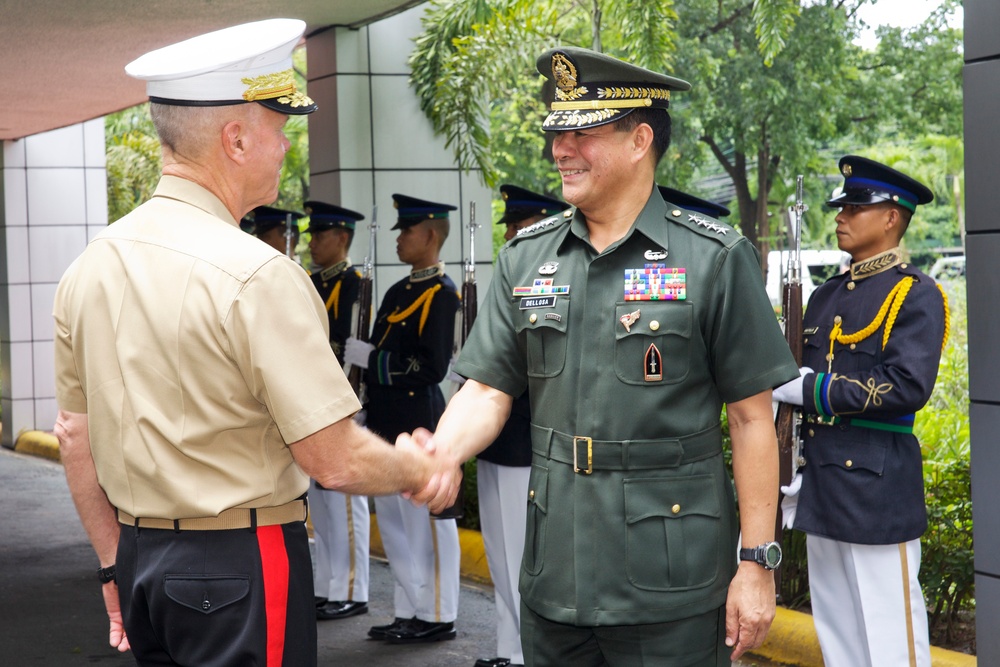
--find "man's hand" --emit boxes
[398,428,462,513]
[101,582,131,652]
[344,337,374,370]
[724,562,776,661]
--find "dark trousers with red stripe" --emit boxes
[116,522,316,666]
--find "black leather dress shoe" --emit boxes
[474,659,511,667]
[386,619,456,644]
[314,597,327,608]
[368,617,410,640]
[316,600,368,620]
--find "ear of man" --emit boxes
[629,122,656,167]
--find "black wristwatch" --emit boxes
[97,564,117,584]
[739,542,782,571]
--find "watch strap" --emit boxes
[97,564,117,584]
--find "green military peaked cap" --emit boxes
[536,46,691,131]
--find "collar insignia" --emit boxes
[319,259,351,282]
[850,247,901,281]
[410,262,445,282]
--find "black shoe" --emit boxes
[317,600,368,620]
[386,619,456,644]
[314,597,327,608]
[368,617,411,640]
[474,659,512,667]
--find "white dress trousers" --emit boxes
[309,485,370,602]
[807,534,930,667]
[373,494,460,622]
[478,460,530,663]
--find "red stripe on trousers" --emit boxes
[257,525,289,667]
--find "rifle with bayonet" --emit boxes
[348,206,377,400]
[433,201,479,521]
[774,175,806,597]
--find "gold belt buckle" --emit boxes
[573,436,593,475]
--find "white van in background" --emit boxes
[766,249,851,309]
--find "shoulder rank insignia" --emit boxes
[689,214,728,235]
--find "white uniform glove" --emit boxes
[772,367,813,406]
[779,472,803,530]
[344,337,374,370]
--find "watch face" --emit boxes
[764,543,782,569]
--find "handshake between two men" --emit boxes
[291,416,463,515]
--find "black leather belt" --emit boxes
[531,424,722,474]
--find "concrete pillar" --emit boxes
[305,6,493,307]
[964,0,1000,662]
[0,120,107,446]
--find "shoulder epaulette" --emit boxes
[514,208,574,239]
[666,207,740,247]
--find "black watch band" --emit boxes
[97,564,117,584]
[739,541,782,571]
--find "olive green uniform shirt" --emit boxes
[53,176,361,519]
[454,187,797,626]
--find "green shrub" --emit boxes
[917,283,974,647]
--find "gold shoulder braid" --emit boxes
[378,283,443,346]
[827,276,914,372]
[937,283,950,353]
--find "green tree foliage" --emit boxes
[105,104,161,223]
[409,0,964,269]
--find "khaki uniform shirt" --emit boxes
[454,188,798,626]
[54,176,361,519]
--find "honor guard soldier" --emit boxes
[303,200,371,621]
[244,204,304,259]
[53,19,460,665]
[473,185,570,667]
[431,47,798,666]
[773,156,947,667]
[344,193,462,644]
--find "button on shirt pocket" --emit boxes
[517,298,569,378]
[623,474,722,591]
[614,302,692,385]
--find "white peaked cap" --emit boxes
[125,18,316,115]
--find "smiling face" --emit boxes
[551,123,637,212]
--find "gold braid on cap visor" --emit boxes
[242,69,315,107]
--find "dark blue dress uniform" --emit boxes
[795,255,947,543]
[304,201,365,364]
[794,157,948,544]
[365,194,462,636]
[789,155,946,667]
[364,194,460,439]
